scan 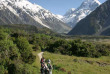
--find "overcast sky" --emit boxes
[29,0,106,15]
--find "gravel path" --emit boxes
[38,52,44,60]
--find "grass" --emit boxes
[43,52,110,74]
[32,51,41,73]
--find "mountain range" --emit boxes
[0,0,71,33]
[58,0,101,28]
[68,0,110,36]
[0,0,109,36]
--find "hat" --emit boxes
[48,59,51,63]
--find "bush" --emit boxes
[16,37,33,63]
[47,39,102,58]
[0,30,9,40]
[96,44,110,56]
[14,63,37,74]
[8,64,16,74]
[33,44,41,51]
[0,65,7,74]
[0,40,20,61]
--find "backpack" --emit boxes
[47,63,52,69]
[41,63,45,69]
[41,58,44,63]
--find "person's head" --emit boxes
[48,59,51,63]
[43,58,45,62]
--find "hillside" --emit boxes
[0,24,60,36]
[68,0,110,35]
[0,0,71,33]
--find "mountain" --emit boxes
[62,0,101,27]
[55,15,63,21]
[0,0,71,33]
[68,0,110,36]
[64,8,76,17]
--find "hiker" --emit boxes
[40,57,49,74]
[40,57,45,74]
[41,63,45,74]
[40,57,45,64]
[44,59,49,74]
[47,59,52,74]
[44,66,49,74]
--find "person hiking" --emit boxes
[47,59,52,74]
[44,66,49,74]
[40,57,45,64]
[40,57,49,74]
[41,62,45,74]
[40,57,46,74]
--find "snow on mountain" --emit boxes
[55,15,63,21]
[1,0,52,28]
[68,0,110,35]
[62,0,101,28]
[64,8,75,17]
[0,0,71,33]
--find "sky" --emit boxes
[29,0,106,15]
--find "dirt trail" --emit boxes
[38,52,44,60]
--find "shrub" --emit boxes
[15,63,37,74]
[47,39,102,58]
[33,44,41,51]
[0,65,7,74]
[0,40,20,61]
[16,37,33,63]
[96,44,110,56]
[69,39,99,57]
[0,30,9,40]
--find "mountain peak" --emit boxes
[68,0,110,35]
[84,0,101,4]
[80,0,101,10]
[62,0,101,28]
[64,8,75,16]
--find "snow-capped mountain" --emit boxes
[64,8,76,17]
[62,0,101,27]
[55,15,63,21]
[68,0,109,35]
[0,0,71,33]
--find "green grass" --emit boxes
[43,52,110,74]
[32,51,41,73]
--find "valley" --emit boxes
[0,0,110,74]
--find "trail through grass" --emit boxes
[32,51,41,73]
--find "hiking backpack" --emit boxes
[47,63,52,69]
[41,58,44,63]
[41,63,45,69]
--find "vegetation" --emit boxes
[0,25,60,74]
[43,52,110,74]
[0,27,37,74]
[46,39,110,58]
[0,24,110,74]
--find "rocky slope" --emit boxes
[68,0,110,36]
